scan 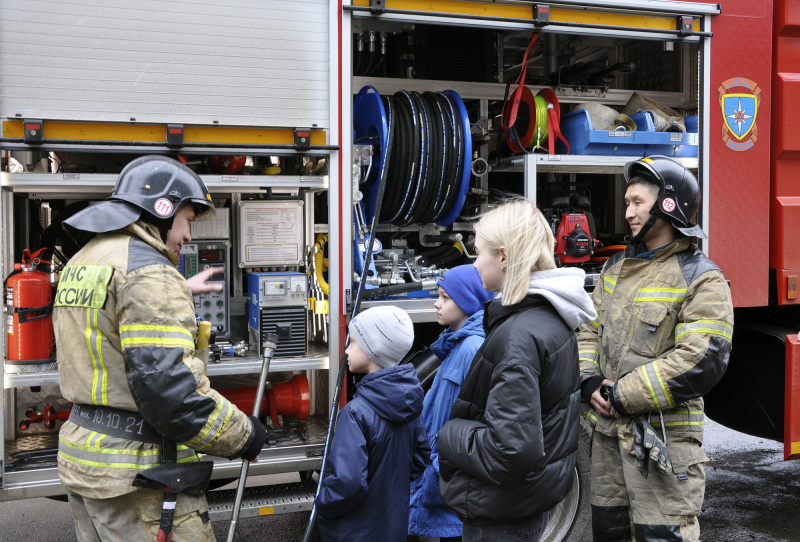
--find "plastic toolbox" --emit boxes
[555,109,698,157]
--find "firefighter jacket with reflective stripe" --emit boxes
[577,237,733,440]
[54,221,255,499]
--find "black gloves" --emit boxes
[632,417,672,478]
[239,415,267,462]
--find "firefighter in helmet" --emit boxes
[54,156,266,541]
[577,156,734,541]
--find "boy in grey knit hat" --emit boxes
[315,306,430,542]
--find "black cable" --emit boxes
[380,95,407,221]
[363,281,427,299]
[431,92,456,221]
[387,91,420,225]
[404,92,438,225]
[416,92,445,224]
[417,244,453,267]
[398,91,430,226]
[435,92,464,222]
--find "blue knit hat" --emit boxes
[437,264,495,317]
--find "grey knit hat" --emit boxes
[349,306,414,369]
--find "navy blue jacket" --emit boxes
[316,364,430,541]
[409,311,485,537]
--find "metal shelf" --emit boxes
[360,298,439,324]
[354,77,690,109]
[493,154,699,174]
[0,172,328,197]
[206,344,329,377]
[4,344,329,389]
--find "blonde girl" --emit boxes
[437,198,596,542]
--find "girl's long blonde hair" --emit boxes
[474,198,556,305]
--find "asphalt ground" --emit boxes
[1,418,797,541]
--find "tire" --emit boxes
[541,419,592,542]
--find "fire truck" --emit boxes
[0,0,796,540]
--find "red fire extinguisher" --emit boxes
[5,248,54,363]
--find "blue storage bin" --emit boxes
[645,114,698,157]
[555,109,698,157]
[556,109,647,156]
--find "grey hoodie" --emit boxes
[526,268,597,329]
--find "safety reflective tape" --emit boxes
[86,431,107,448]
[652,409,704,427]
[603,275,616,294]
[583,410,598,423]
[634,287,686,302]
[579,349,600,366]
[590,315,600,328]
[184,398,234,450]
[120,324,195,350]
[675,319,733,341]
[641,361,674,410]
[59,436,198,469]
[55,265,113,309]
[86,309,108,406]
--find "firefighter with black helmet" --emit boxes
[54,156,267,541]
[577,156,734,541]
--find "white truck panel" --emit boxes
[0,0,330,128]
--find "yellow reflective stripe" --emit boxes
[59,450,198,470]
[86,309,107,405]
[60,435,159,456]
[121,324,193,336]
[675,319,733,341]
[121,336,195,349]
[579,349,599,367]
[653,409,704,427]
[641,365,662,410]
[638,287,687,293]
[59,436,199,469]
[185,398,233,449]
[653,360,674,409]
[634,288,687,302]
[58,450,157,470]
[633,288,686,302]
[120,324,194,349]
[85,431,97,447]
[583,411,598,423]
[591,316,600,328]
[603,275,616,294]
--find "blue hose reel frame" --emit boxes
[353,86,389,223]
[353,86,471,226]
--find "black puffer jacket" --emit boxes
[438,294,581,522]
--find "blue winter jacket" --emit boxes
[316,364,430,542]
[408,311,485,538]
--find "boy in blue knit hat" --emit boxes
[408,265,494,542]
[316,305,431,542]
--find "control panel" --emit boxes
[247,272,308,357]
[180,240,230,339]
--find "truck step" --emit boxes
[206,480,317,521]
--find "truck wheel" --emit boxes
[542,420,592,542]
